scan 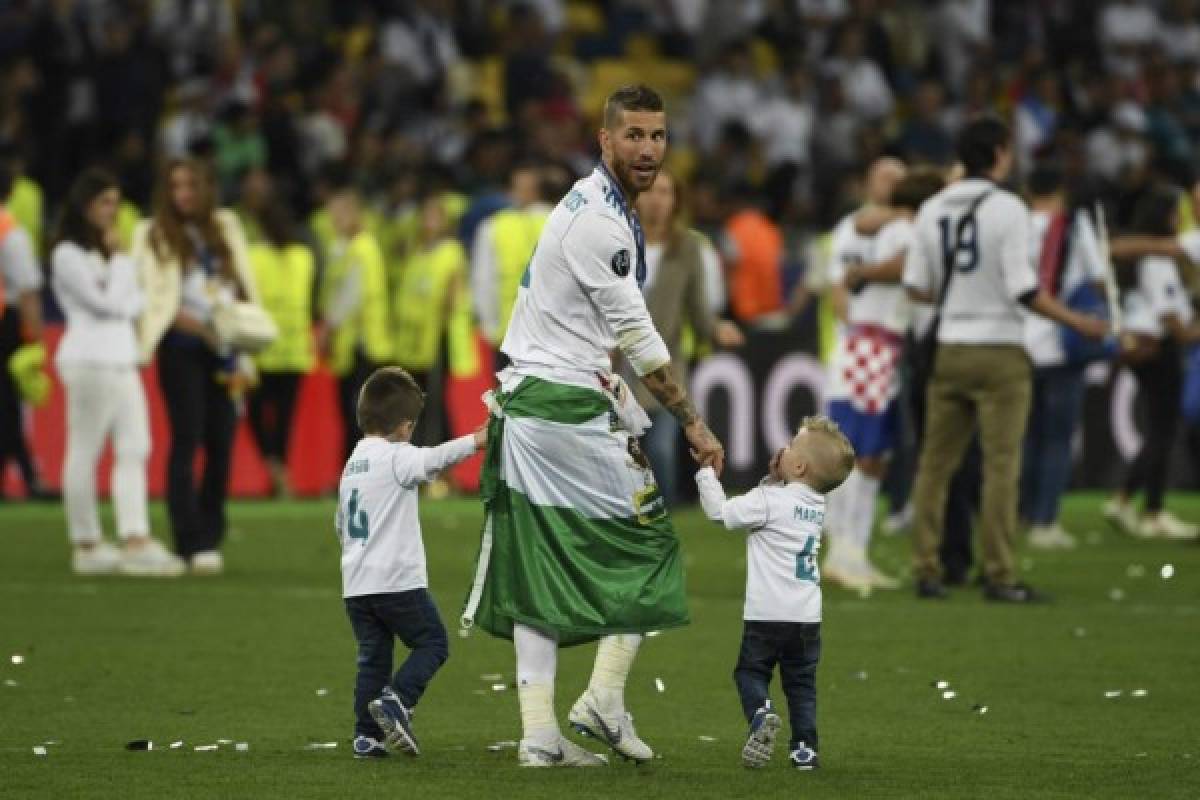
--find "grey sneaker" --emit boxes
[568,689,653,762]
[741,707,781,768]
[518,736,608,767]
[368,687,419,756]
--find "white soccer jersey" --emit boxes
[904,178,1038,345]
[1122,255,1193,338]
[847,217,913,334]
[827,211,876,289]
[501,165,670,379]
[336,435,476,598]
[1022,210,1107,366]
[695,468,824,623]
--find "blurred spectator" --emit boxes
[1085,102,1150,183]
[391,192,466,450]
[934,0,991,95]
[380,0,460,109]
[503,2,556,119]
[753,61,815,202]
[690,40,763,153]
[631,170,742,505]
[1098,0,1159,79]
[1014,68,1063,176]
[213,101,267,200]
[824,23,893,121]
[152,0,235,81]
[52,167,183,576]
[1159,0,1200,64]
[798,0,849,60]
[721,182,788,327]
[316,183,392,460]
[247,202,315,498]
[895,79,954,166]
[132,157,259,575]
[0,158,51,500]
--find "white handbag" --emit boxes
[212,301,279,353]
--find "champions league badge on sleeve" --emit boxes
[612,248,631,277]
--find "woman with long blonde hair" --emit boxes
[132,157,260,575]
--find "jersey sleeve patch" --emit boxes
[611,248,631,277]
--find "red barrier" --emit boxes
[3,327,492,498]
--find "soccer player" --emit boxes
[696,416,855,770]
[903,116,1108,602]
[336,367,486,758]
[825,169,945,590]
[461,85,725,767]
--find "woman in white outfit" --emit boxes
[52,168,184,576]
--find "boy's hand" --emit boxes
[473,424,488,450]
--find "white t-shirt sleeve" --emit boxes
[875,219,912,263]
[390,435,477,488]
[1143,257,1189,323]
[562,211,669,375]
[1072,213,1107,283]
[1000,199,1038,299]
[903,210,937,296]
[1,227,42,295]
[695,467,769,531]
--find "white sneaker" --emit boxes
[1028,524,1078,550]
[1102,498,1141,536]
[72,541,122,575]
[190,551,224,575]
[741,707,781,768]
[822,558,872,592]
[120,539,186,577]
[882,504,913,536]
[518,736,607,767]
[568,689,654,762]
[1139,512,1199,540]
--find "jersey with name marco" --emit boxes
[696,469,827,623]
[501,164,668,377]
[335,435,476,598]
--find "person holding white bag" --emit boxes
[52,168,184,577]
[132,157,268,575]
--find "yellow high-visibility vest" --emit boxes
[8,177,42,254]
[250,241,316,373]
[392,238,465,371]
[319,231,392,375]
[116,202,140,252]
[488,207,549,344]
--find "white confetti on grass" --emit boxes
[1132,689,1149,698]
[1161,564,1175,580]
[698,735,718,742]
[1105,690,1123,699]
[32,746,47,756]
[654,678,665,693]
[11,654,24,665]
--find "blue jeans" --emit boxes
[1020,366,1086,526]
[643,409,680,506]
[733,621,821,750]
[344,589,449,738]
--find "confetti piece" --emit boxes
[125,740,153,751]
[972,704,989,715]
[645,631,661,638]
[4,679,18,687]
[194,745,218,752]
[170,741,184,749]
[217,739,233,745]
[1135,753,1147,758]
[1109,588,1125,602]
[486,740,518,751]
[479,673,504,681]
[1126,564,1145,579]
[1161,564,1175,580]
[235,742,249,752]
[491,683,507,692]
[934,680,950,690]
[854,670,869,681]
[315,688,329,697]
[698,735,718,742]
[305,742,338,750]
[654,678,665,693]
[1132,689,1149,697]
[457,629,469,639]
[43,740,59,746]
[471,689,486,695]
[11,654,24,665]
[1104,690,1122,699]
[942,690,957,700]
[33,746,47,756]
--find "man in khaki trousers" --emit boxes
[902,116,1108,602]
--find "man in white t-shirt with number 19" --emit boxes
[902,115,1108,603]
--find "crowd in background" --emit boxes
[2,1,1200,574]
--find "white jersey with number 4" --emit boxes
[501,166,670,381]
[695,467,825,623]
[904,178,1038,345]
[336,435,476,598]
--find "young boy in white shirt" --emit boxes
[337,367,486,759]
[695,416,855,770]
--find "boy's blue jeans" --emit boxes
[733,620,821,750]
[344,588,449,738]
[1020,366,1086,526]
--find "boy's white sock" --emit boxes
[515,623,559,745]
[849,469,881,554]
[587,633,642,711]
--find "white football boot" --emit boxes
[568,688,654,762]
[120,539,186,577]
[518,736,608,767]
[72,541,122,575]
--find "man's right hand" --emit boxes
[686,418,725,476]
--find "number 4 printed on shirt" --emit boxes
[795,539,819,582]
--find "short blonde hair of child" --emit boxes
[796,415,856,492]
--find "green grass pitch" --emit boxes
[2,493,1198,798]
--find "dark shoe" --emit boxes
[916,579,948,599]
[789,742,820,770]
[983,581,1050,604]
